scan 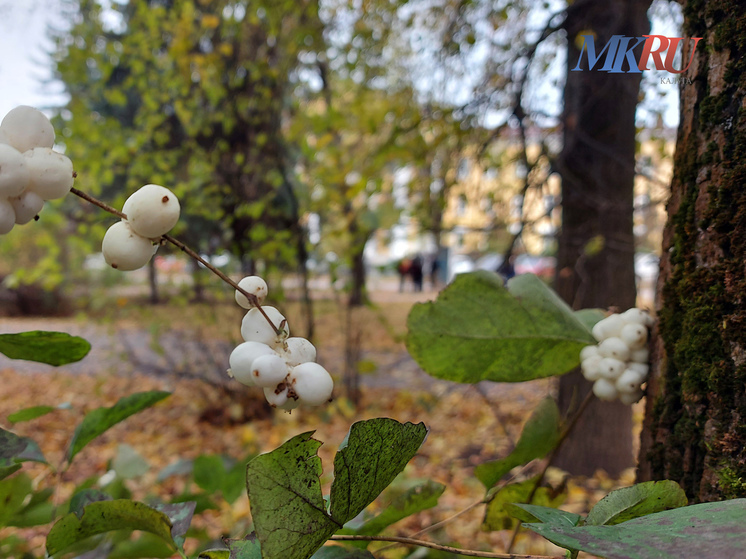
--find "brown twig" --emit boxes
[70,187,281,334]
[329,535,562,558]
[507,390,595,552]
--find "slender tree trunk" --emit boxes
[638,0,746,502]
[553,0,651,476]
[148,257,160,304]
[190,258,205,303]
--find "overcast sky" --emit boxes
[0,1,681,127]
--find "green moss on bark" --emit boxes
[648,0,746,502]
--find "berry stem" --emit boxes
[69,186,281,334]
[329,535,561,558]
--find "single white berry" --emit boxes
[581,355,603,381]
[616,369,645,394]
[580,345,599,361]
[597,337,631,361]
[24,148,74,200]
[102,221,156,271]
[621,308,655,327]
[0,198,16,234]
[251,354,289,388]
[0,106,55,152]
[228,341,278,386]
[629,347,649,364]
[289,362,333,406]
[620,323,647,349]
[10,191,44,224]
[0,144,31,198]
[598,357,626,380]
[627,362,649,376]
[619,388,644,405]
[281,337,316,366]
[241,306,288,347]
[263,384,290,408]
[122,184,180,239]
[593,378,618,401]
[592,313,625,342]
[235,276,268,309]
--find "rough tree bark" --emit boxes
[638,0,746,502]
[554,0,651,476]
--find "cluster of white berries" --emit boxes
[0,106,74,234]
[102,184,180,271]
[228,276,334,411]
[581,308,654,405]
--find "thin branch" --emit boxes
[328,535,561,559]
[507,390,594,552]
[70,187,281,334]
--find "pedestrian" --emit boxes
[410,255,424,292]
[397,258,411,292]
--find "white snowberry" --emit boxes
[592,313,625,342]
[580,345,599,361]
[281,337,317,366]
[620,323,647,349]
[263,385,290,408]
[241,306,288,347]
[235,275,268,309]
[598,357,626,380]
[581,355,603,381]
[251,354,289,388]
[621,308,655,327]
[102,221,157,271]
[619,389,644,405]
[0,198,16,235]
[289,362,333,406]
[24,148,74,200]
[627,362,649,376]
[0,106,55,153]
[629,347,649,364]
[616,369,645,393]
[598,337,631,361]
[122,184,180,239]
[10,191,44,224]
[0,144,30,198]
[228,341,278,386]
[593,378,618,401]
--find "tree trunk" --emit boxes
[148,257,160,305]
[638,0,746,502]
[553,0,651,476]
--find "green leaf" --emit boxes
[7,405,56,424]
[194,454,248,504]
[199,549,230,559]
[0,427,47,479]
[585,480,688,526]
[406,272,595,383]
[525,499,746,558]
[312,546,376,558]
[67,391,170,463]
[46,499,176,557]
[246,431,335,559]
[475,397,561,488]
[108,531,177,558]
[69,489,112,518]
[199,550,230,559]
[482,477,566,532]
[153,502,196,549]
[225,534,262,559]
[0,474,33,526]
[352,480,445,537]
[573,309,606,333]
[508,503,582,527]
[330,419,428,524]
[246,419,428,559]
[0,331,91,366]
[112,444,149,479]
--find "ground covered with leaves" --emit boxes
[0,295,641,558]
